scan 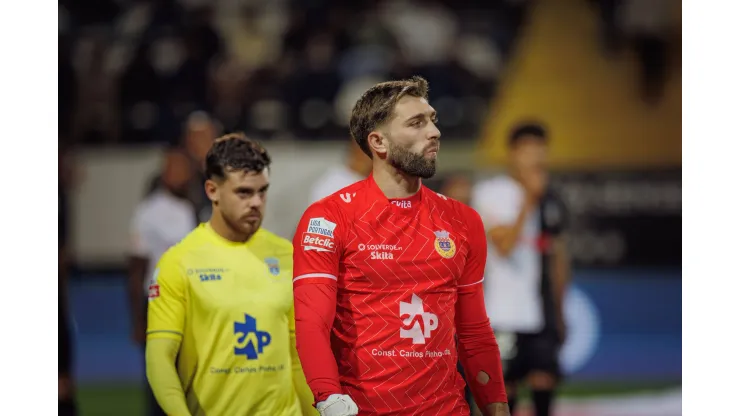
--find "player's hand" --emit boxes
[316,394,359,416]
[485,402,511,416]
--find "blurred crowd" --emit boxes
[59,0,533,148]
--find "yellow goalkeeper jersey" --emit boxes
[147,222,315,415]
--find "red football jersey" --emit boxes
[293,175,488,415]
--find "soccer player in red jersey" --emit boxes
[292,77,509,416]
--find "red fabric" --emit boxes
[292,175,491,415]
[456,284,508,406]
[294,283,342,402]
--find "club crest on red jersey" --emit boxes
[433,230,456,259]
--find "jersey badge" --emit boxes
[147,268,160,301]
[265,257,280,276]
[433,230,456,259]
[302,217,337,252]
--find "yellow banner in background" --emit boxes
[477,0,681,170]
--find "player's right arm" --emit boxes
[292,202,358,415]
[471,179,536,258]
[145,250,191,416]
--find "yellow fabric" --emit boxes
[147,223,317,415]
[146,338,191,416]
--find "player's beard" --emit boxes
[224,209,262,240]
[387,140,437,179]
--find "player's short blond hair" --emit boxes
[349,76,430,158]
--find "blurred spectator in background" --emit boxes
[59,147,77,416]
[591,0,676,103]
[71,32,119,144]
[438,172,474,206]
[470,123,571,416]
[128,148,197,416]
[146,111,218,222]
[181,111,219,222]
[309,141,372,203]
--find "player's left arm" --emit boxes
[289,301,320,415]
[455,206,509,416]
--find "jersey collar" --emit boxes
[366,173,425,215]
[202,222,261,247]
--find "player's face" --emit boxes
[510,137,548,173]
[384,95,441,179]
[214,169,270,237]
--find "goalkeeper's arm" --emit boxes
[146,338,191,416]
[294,283,358,415]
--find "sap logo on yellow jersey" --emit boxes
[234,314,272,360]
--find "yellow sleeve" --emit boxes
[147,250,186,340]
[289,302,319,415]
[146,338,191,416]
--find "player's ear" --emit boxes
[367,131,387,158]
[204,178,220,204]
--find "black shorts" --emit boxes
[502,331,561,383]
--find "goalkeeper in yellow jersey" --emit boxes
[145,133,317,416]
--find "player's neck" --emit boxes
[347,158,368,178]
[372,162,421,199]
[208,211,252,243]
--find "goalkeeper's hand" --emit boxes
[316,394,359,416]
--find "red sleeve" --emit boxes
[458,206,487,292]
[293,202,343,287]
[456,205,507,406]
[456,286,507,406]
[292,202,345,402]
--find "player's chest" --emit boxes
[343,212,468,287]
[185,252,293,312]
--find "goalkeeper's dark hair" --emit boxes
[508,122,549,147]
[205,132,271,181]
[350,76,430,158]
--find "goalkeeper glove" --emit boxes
[316,394,359,416]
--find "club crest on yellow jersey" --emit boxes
[264,257,281,276]
[433,230,456,259]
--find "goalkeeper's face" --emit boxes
[214,168,270,237]
[378,95,441,179]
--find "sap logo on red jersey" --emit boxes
[399,294,439,344]
[302,217,337,252]
[391,200,412,209]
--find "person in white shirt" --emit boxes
[471,123,571,416]
[128,148,198,416]
[309,140,372,203]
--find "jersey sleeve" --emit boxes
[147,250,187,340]
[292,201,344,288]
[458,206,487,293]
[470,180,518,230]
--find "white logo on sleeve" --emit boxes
[399,294,438,344]
[302,217,338,252]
